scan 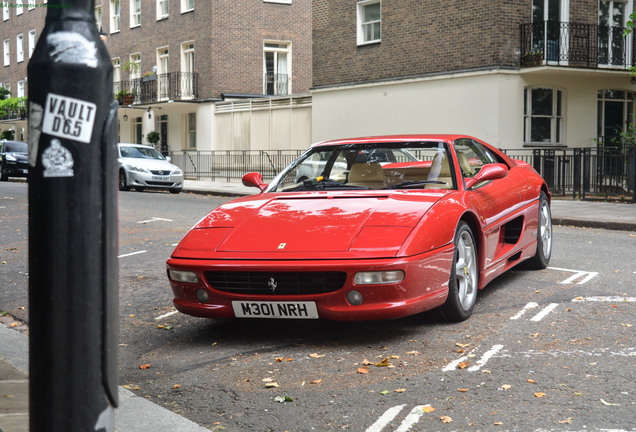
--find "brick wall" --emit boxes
[313,0,537,87]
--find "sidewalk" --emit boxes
[1,181,634,432]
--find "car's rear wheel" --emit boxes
[524,191,552,269]
[439,221,478,322]
[169,188,181,194]
[119,170,130,191]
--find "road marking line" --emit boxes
[548,266,598,285]
[510,302,539,320]
[442,350,473,372]
[155,310,178,320]
[530,303,559,322]
[137,217,173,224]
[117,250,148,258]
[366,404,406,432]
[394,405,426,432]
[572,296,636,303]
[468,344,504,372]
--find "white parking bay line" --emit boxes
[155,310,178,320]
[467,344,504,372]
[394,405,427,432]
[510,302,539,320]
[530,303,559,322]
[137,217,173,224]
[572,296,636,303]
[548,266,598,285]
[366,405,406,432]
[118,250,148,258]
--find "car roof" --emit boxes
[310,134,474,148]
[118,143,153,148]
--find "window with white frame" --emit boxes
[95,5,102,29]
[132,116,142,144]
[110,0,120,32]
[181,42,195,97]
[181,0,194,13]
[28,30,36,58]
[357,0,381,46]
[3,5,9,21]
[524,87,564,145]
[263,42,291,95]
[157,0,169,20]
[17,80,24,97]
[28,1,35,10]
[185,112,196,149]
[3,39,10,66]
[129,53,141,80]
[597,90,634,145]
[16,34,24,63]
[16,1,23,15]
[112,58,121,86]
[130,0,141,27]
[157,47,169,99]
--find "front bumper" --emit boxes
[126,170,183,190]
[166,245,454,321]
[3,161,28,178]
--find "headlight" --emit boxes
[5,154,16,162]
[174,168,183,175]
[127,164,149,173]
[168,270,199,283]
[354,270,405,285]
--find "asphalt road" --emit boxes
[1,182,635,431]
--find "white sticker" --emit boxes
[42,139,74,178]
[42,93,96,144]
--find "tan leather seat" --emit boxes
[348,163,386,189]
[426,152,453,189]
[456,151,475,177]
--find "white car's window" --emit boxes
[268,142,456,192]
[120,146,164,160]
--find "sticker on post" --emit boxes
[42,139,74,178]
[42,93,96,143]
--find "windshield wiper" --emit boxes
[383,180,448,190]
[282,178,371,192]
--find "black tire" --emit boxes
[169,188,181,194]
[119,170,130,191]
[438,221,479,322]
[524,191,552,269]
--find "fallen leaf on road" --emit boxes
[173,384,181,389]
[458,361,470,369]
[265,382,280,388]
[362,359,373,366]
[375,357,391,367]
[494,422,503,426]
[534,392,546,398]
[394,388,406,393]
[600,398,621,406]
[274,395,293,403]
[405,351,420,355]
[262,377,274,382]
[440,415,453,423]
[139,364,151,370]
[310,379,322,384]
[527,379,536,384]
[558,417,574,424]
[500,384,512,390]
[309,353,325,358]
[357,367,369,374]
[422,406,436,413]
[458,388,468,392]
[380,390,390,395]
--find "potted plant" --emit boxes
[146,131,161,149]
[142,71,157,82]
[115,89,136,105]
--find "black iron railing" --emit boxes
[264,73,289,96]
[114,71,199,105]
[169,149,304,182]
[504,146,636,200]
[520,21,636,69]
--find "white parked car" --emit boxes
[117,143,183,194]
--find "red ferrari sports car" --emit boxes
[167,135,552,322]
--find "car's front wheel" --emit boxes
[439,221,479,322]
[524,191,552,269]
[0,162,8,181]
[119,170,130,191]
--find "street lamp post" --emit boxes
[27,0,119,430]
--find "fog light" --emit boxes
[196,289,209,303]
[347,290,363,306]
[354,270,405,285]
[168,269,199,283]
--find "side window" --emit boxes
[454,139,500,178]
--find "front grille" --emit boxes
[205,271,347,296]
[151,170,172,175]
[146,181,174,186]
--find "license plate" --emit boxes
[152,175,169,181]
[22,169,28,174]
[232,301,319,319]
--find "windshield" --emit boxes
[4,142,27,153]
[119,146,165,160]
[267,142,456,192]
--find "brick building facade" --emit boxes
[312,0,636,151]
[1,0,312,151]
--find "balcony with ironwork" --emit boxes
[520,21,636,70]
[264,73,289,96]
[114,71,199,105]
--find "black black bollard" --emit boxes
[27,0,119,430]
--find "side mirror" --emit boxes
[465,163,509,190]
[242,172,268,191]
[165,156,172,162]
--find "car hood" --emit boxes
[173,191,449,259]
[120,157,177,171]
